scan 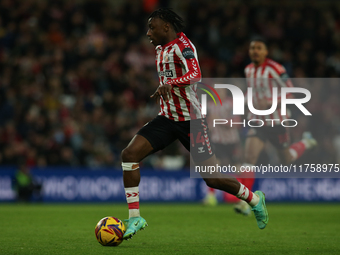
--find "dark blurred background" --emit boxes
[0,0,339,170]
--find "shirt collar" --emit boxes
[157,32,184,49]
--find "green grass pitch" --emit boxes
[1,203,339,255]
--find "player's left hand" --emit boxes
[150,84,173,102]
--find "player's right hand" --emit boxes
[150,84,172,102]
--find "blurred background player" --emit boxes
[233,38,318,214]
[204,37,319,213]
[13,161,42,202]
[121,9,269,240]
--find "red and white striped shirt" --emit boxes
[155,32,202,121]
[244,58,293,126]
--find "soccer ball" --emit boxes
[95,216,126,246]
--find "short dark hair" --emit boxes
[250,36,267,46]
[149,8,185,33]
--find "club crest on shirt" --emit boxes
[164,54,170,63]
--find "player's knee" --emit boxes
[121,147,138,162]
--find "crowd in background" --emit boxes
[0,0,339,169]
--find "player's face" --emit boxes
[249,41,268,65]
[146,17,168,46]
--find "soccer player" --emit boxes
[233,38,317,215]
[121,9,269,240]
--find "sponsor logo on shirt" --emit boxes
[158,70,173,77]
[182,48,195,59]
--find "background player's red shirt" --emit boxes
[155,32,203,121]
[244,58,293,126]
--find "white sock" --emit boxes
[125,186,140,218]
[122,162,141,218]
[236,183,259,207]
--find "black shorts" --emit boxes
[137,115,214,162]
[247,125,290,149]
